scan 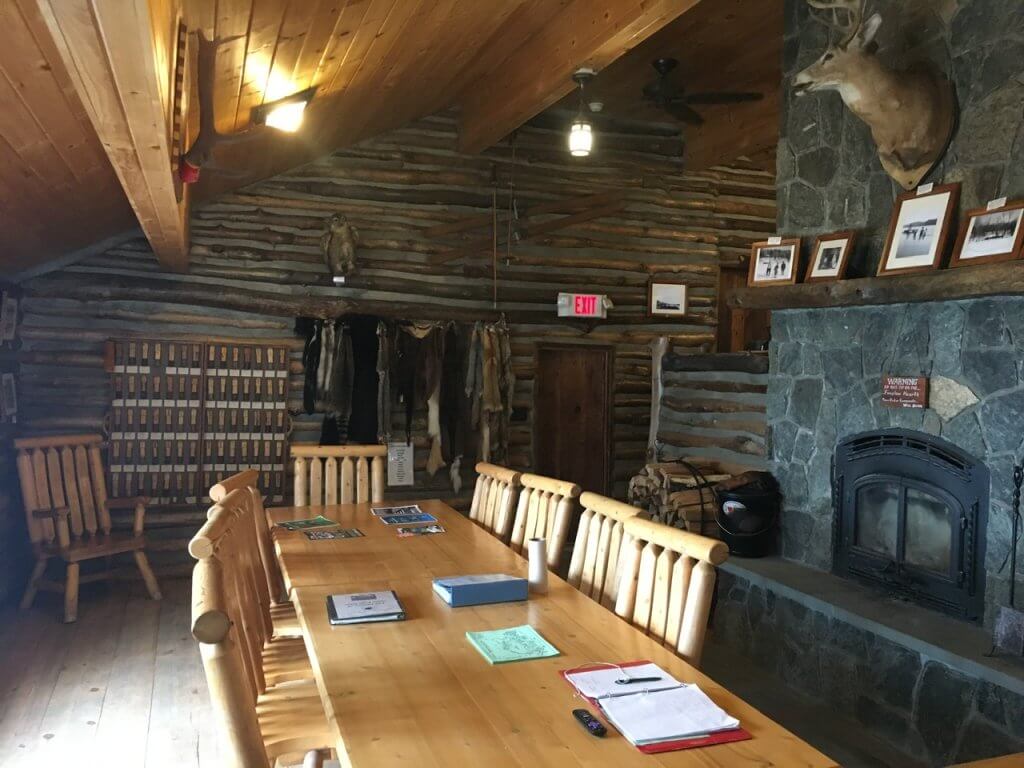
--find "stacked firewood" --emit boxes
[628,462,730,538]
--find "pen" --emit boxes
[616,676,662,684]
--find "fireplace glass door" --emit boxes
[833,429,987,621]
[852,476,956,580]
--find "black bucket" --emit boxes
[714,474,779,558]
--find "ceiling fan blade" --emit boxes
[665,102,704,126]
[685,91,763,105]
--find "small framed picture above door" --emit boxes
[648,279,688,317]
[806,231,856,282]
[747,238,801,287]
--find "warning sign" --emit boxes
[881,376,928,409]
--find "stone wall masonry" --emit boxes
[715,569,1024,766]
[778,0,1024,276]
[768,297,1024,625]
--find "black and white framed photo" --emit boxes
[878,183,960,276]
[1,373,16,420]
[747,238,801,287]
[648,279,688,317]
[950,200,1024,268]
[806,231,856,282]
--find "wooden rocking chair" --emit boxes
[14,434,162,622]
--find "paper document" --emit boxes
[565,662,680,699]
[599,684,740,745]
[277,515,336,531]
[327,590,405,625]
[466,625,559,664]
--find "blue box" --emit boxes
[432,574,529,607]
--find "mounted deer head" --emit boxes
[792,0,956,190]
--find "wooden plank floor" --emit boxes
[0,579,224,767]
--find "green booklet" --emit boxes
[277,515,336,531]
[466,625,560,665]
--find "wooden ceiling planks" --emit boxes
[567,0,783,170]
[37,0,190,271]
[0,0,133,273]
[457,0,704,154]
[0,0,780,275]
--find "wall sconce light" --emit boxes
[568,68,596,157]
[252,86,318,133]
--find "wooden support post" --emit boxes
[648,336,668,461]
[64,562,80,623]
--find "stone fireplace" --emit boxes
[768,298,1023,626]
[833,428,989,621]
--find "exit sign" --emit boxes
[557,292,610,319]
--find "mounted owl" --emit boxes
[321,214,360,278]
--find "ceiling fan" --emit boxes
[641,58,763,126]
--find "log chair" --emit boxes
[191,487,312,687]
[508,472,582,569]
[567,491,642,609]
[291,444,386,506]
[615,516,729,668]
[14,434,162,623]
[191,540,333,767]
[209,469,301,639]
[468,462,522,540]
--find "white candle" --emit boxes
[528,538,549,594]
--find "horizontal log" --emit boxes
[729,261,1024,310]
[662,352,769,374]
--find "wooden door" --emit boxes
[717,266,770,352]
[534,345,612,495]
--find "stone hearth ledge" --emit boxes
[721,556,1024,697]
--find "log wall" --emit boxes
[14,112,774,577]
[656,352,770,473]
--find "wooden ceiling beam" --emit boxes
[36,0,189,271]
[456,0,703,155]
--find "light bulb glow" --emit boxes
[568,120,593,157]
[264,100,307,133]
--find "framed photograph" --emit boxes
[0,293,17,343]
[806,231,856,282]
[747,239,801,287]
[878,183,960,276]
[1,373,16,419]
[648,279,688,317]
[950,200,1024,268]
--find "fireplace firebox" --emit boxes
[833,429,988,621]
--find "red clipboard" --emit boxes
[559,660,753,754]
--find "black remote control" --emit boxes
[572,708,607,737]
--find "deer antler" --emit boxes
[806,0,865,47]
[182,31,259,172]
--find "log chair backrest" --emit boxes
[567,492,642,609]
[210,469,287,604]
[190,489,275,768]
[509,473,581,569]
[615,516,728,668]
[291,444,386,506]
[14,434,113,547]
[469,462,522,540]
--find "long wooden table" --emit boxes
[268,501,838,767]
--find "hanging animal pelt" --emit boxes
[321,214,360,277]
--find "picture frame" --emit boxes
[949,200,1024,268]
[747,238,801,287]
[648,279,688,317]
[1,373,16,419]
[806,231,856,282]
[878,183,960,276]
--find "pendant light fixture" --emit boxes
[568,68,596,157]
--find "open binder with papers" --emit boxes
[561,660,752,753]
